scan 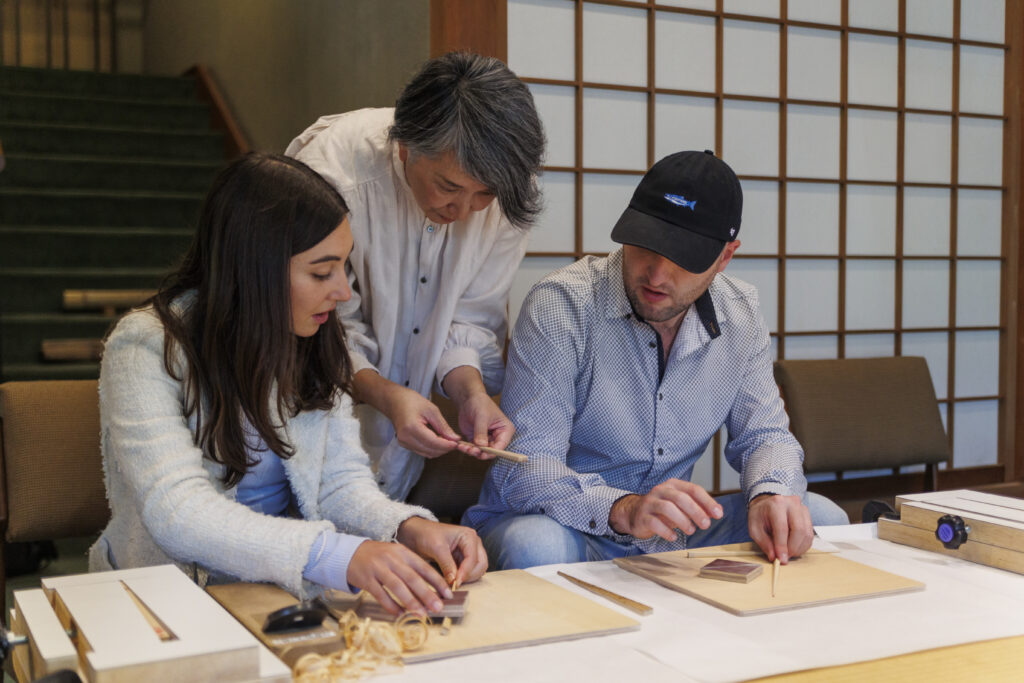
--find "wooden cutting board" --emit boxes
[614,543,923,616]
[210,569,639,664]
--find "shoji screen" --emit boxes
[506,0,1013,492]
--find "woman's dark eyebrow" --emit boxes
[309,255,341,264]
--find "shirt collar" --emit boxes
[605,248,723,340]
[390,141,425,219]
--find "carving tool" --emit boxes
[457,441,528,463]
[772,558,780,598]
[557,571,653,616]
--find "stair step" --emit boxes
[0,188,203,227]
[0,66,197,100]
[41,338,104,362]
[1,362,100,381]
[0,153,223,191]
[0,226,192,268]
[1,312,118,364]
[64,289,156,314]
[0,121,223,160]
[0,267,169,313]
[1,90,211,130]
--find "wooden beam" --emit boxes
[186,64,249,160]
[430,0,507,60]
[1006,0,1024,483]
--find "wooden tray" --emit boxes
[210,569,639,664]
[614,542,923,616]
[877,489,1024,575]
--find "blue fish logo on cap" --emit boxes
[664,193,697,211]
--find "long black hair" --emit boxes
[150,152,352,487]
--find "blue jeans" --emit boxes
[476,492,849,570]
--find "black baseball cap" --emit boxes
[611,150,742,273]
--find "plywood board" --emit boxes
[211,569,639,665]
[614,544,923,616]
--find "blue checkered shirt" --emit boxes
[463,249,807,553]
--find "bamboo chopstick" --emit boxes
[457,441,528,463]
[772,558,780,597]
[557,571,653,616]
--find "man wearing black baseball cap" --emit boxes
[464,151,848,570]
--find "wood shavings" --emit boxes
[292,609,428,681]
[439,616,452,636]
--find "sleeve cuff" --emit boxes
[436,347,482,397]
[745,482,793,504]
[349,352,378,377]
[303,531,368,593]
[561,485,633,540]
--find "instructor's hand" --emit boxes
[609,479,723,541]
[384,385,461,458]
[454,392,515,458]
[747,493,812,563]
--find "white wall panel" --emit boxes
[723,20,780,97]
[952,400,998,467]
[958,117,1003,186]
[845,334,894,358]
[957,189,1002,257]
[847,109,898,181]
[528,172,576,252]
[508,0,575,81]
[530,84,575,168]
[737,180,778,254]
[848,34,898,106]
[722,100,779,176]
[582,3,646,87]
[907,0,953,38]
[960,46,1005,115]
[848,0,899,31]
[960,0,1005,43]
[581,173,639,253]
[724,0,779,17]
[787,0,840,24]
[846,185,896,255]
[786,183,839,255]
[905,40,953,111]
[787,27,841,102]
[846,260,895,330]
[902,332,950,399]
[956,261,1001,327]
[902,260,950,328]
[785,335,838,359]
[726,258,778,332]
[954,330,999,397]
[787,105,840,178]
[582,89,647,170]
[785,260,838,331]
[904,187,951,256]
[509,256,575,327]
[655,12,716,93]
[654,95,716,161]
[904,114,952,184]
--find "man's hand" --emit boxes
[608,479,723,541]
[396,516,488,588]
[747,494,813,563]
[442,366,515,459]
[346,540,451,616]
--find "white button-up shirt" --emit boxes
[287,108,527,499]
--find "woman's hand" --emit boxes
[397,516,488,588]
[346,540,452,616]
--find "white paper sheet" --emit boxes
[397,525,1024,683]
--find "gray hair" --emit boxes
[389,52,546,229]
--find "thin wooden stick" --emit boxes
[121,582,175,641]
[685,548,831,558]
[458,441,528,463]
[772,558,780,598]
[557,571,653,616]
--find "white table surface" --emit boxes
[395,524,1024,683]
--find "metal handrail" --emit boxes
[0,0,119,71]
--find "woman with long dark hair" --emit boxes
[90,152,486,614]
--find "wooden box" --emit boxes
[877,489,1024,575]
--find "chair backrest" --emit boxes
[0,380,109,544]
[773,356,950,475]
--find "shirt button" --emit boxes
[420,276,427,284]
[427,225,435,233]
[538,507,545,514]
[659,393,663,400]
[657,448,664,455]
[404,380,410,386]
[413,328,420,334]
[589,519,597,530]
[649,341,656,349]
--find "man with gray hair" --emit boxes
[287,52,545,500]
